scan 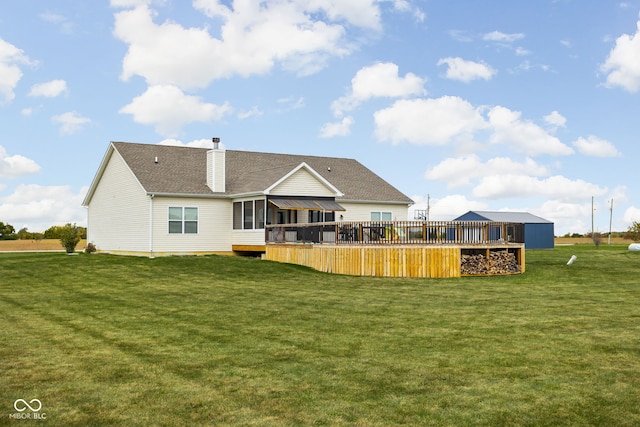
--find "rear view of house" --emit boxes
[82,141,414,256]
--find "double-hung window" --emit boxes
[169,207,198,234]
[371,211,393,222]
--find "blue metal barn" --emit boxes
[453,211,555,249]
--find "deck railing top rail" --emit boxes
[265,220,524,245]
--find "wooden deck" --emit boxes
[265,243,525,278]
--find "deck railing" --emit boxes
[265,221,524,245]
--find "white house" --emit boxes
[82,141,414,256]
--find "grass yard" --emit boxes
[1,245,639,426]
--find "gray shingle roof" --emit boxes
[111,142,413,204]
[463,211,553,224]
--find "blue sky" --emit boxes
[1,0,639,235]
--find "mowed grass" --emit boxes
[1,245,639,426]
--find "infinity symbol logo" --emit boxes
[14,399,42,412]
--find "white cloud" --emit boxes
[0,38,33,103]
[113,2,364,90]
[28,79,68,97]
[425,155,548,187]
[0,146,41,178]
[410,194,487,221]
[573,135,621,157]
[39,12,74,34]
[331,62,426,116]
[119,84,231,136]
[536,199,592,235]
[488,106,574,156]
[319,116,354,138]
[437,57,496,82]
[483,30,525,44]
[624,206,640,224]
[543,110,567,130]
[374,96,487,145]
[601,18,640,92]
[51,111,92,135]
[0,184,87,231]
[472,174,607,201]
[237,106,263,120]
[195,0,384,30]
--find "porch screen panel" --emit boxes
[244,201,253,229]
[233,202,242,229]
[255,200,265,229]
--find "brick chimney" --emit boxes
[207,137,225,193]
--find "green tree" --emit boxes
[59,223,81,253]
[0,221,16,240]
[625,221,640,242]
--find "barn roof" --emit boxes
[457,211,553,224]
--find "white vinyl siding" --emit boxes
[86,151,149,253]
[270,168,336,197]
[336,202,409,223]
[152,197,232,253]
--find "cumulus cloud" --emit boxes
[28,79,68,97]
[0,38,34,103]
[624,206,640,223]
[601,18,640,92]
[536,199,592,235]
[51,111,92,135]
[119,85,231,136]
[0,146,41,178]
[112,2,373,90]
[472,174,607,201]
[488,106,574,156]
[437,57,496,82]
[0,184,87,231]
[543,110,567,130]
[374,96,487,145]
[331,62,425,116]
[410,194,487,221]
[573,135,621,157]
[319,116,354,138]
[425,155,548,187]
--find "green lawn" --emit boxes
[1,245,639,426]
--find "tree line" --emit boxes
[0,222,87,241]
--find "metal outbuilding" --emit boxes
[454,211,555,249]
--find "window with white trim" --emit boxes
[371,211,393,221]
[169,207,198,234]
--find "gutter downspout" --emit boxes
[149,194,154,258]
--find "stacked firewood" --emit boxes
[461,250,521,275]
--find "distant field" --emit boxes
[554,237,630,245]
[1,245,639,425]
[0,239,87,252]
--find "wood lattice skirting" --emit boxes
[265,243,525,278]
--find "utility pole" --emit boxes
[608,198,614,245]
[426,194,430,223]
